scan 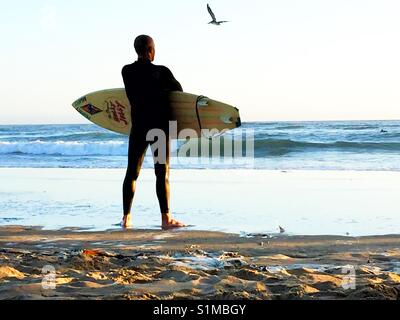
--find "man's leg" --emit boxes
[150,133,186,229]
[122,132,148,228]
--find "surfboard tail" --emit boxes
[236,116,242,128]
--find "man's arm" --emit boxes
[163,67,183,92]
[121,66,129,89]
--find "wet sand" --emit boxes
[0,226,399,300]
[1,168,400,235]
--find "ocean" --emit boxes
[0,120,399,171]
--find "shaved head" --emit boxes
[134,35,155,61]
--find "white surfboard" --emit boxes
[72,89,241,137]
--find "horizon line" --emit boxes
[0,119,399,126]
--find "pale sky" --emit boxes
[1,0,399,124]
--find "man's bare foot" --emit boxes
[162,213,187,230]
[122,214,132,229]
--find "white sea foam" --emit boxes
[0,140,128,156]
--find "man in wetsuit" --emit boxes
[121,35,186,229]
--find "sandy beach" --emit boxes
[1,226,399,300]
[2,140,399,304]
[1,168,399,300]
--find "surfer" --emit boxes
[121,35,186,230]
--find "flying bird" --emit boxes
[207,4,229,25]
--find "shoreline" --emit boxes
[0,226,399,300]
[2,223,400,238]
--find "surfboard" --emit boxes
[72,89,241,137]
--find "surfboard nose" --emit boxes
[72,96,87,109]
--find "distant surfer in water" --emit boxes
[121,35,186,229]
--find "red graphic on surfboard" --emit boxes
[105,99,129,126]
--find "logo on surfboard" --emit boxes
[81,104,102,116]
[104,99,129,127]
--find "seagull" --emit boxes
[207,4,229,25]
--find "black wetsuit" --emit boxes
[122,59,183,215]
